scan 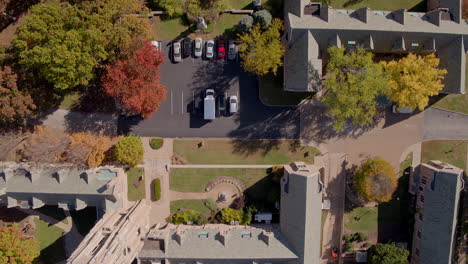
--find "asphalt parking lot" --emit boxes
[118,41,300,139]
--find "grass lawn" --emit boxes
[344,206,378,232]
[170,168,268,192]
[59,91,81,110]
[328,0,426,11]
[170,199,211,214]
[173,139,320,165]
[69,207,97,236]
[153,16,188,40]
[433,93,468,115]
[259,70,313,106]
[421,140,468,171]
[127,167,146,201]
[34,218,66,263]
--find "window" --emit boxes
[420,195,425,203]
[417,230,421,239]
[418,213,423,221]
[415,248,420,256]
[421,177,427,185]
[419,186,424,191]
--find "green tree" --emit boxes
[354,157,397,202]
[322,47,390,131]
[368,243,409,264]
[153,0,185,17]
[114,136,144,167]
[238,18,284,75]
[0,224,40,264]
[168,210,207,225]
[382,53,447,111]
[252,9,272,28]
[237,15,254,32]
[220,208,243,223]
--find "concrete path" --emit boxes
[141,137,172,224]
[169,164,275,169]
[423,107,468,140]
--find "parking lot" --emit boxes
[118,41,300,139]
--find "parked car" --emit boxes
[331,247,338,259]
[229,95,238,114]
[172,41,182,63]
[194,38,203,57]
[150,40,161,51]
[217,94,227,116]
[183,38,191,58]
[392,105,414,114]
[227,40,236,60]
[217,40,226,59]
[204,89,216,120]
[206,40,215,59]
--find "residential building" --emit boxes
[284,0,468,94]
[411,160,464,264]
[0,162,126,214]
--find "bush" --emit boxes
[252,9,272,28]
[203,199,217,212]
[240,210,252,225]
[344,241,354,252]
[220,208,243,223]
[153,178,161,201]
[168,210,207,225]
[269,165,284,183]
[355,232,368,242]
[150,138,164,150]
[87,149,105,168]
[363,242,372,248]
[368,243,409,264]
[114,136,144,167]
[343,234,354,242]
[237,15,254,32]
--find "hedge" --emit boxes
[153,178,161,201]
[150,138,164,150]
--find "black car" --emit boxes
[216,94,227,116]
[183,38,191,58]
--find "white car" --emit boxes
[229,95,238,114]
[173,41,182,63]
[194,38,203,58]
[206,40,214,59]
[392,105,414,114]
[150,40,161,51]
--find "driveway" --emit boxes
[423,107,468,140]
[118,41,299,139]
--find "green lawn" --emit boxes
[421,140,468,171]
[327,0,426,11]
[259,71,313,106]
[127,167,146,201]
[433,93,468,115]
[153,16,188,40]
[34,218,66,263]
[173,139,320,165]
[170,199,211,214]
[59,91,81,110]
[344,206,378,232]
[170,168,268,192]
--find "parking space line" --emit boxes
[181,90,184,114]
[171,90,173,115]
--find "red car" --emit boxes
[217,40,225,58]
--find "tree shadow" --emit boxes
[343,0,365,8]
[63,110,118,135]
[230,139,282,157]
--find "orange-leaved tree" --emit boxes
[102,39,167,118]
[354,157,397,202]
[0,224,40,264]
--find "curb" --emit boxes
[430,106,468,116]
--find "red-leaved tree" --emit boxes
[102,39,166,118]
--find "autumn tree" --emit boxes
[382,53,447,111]
[354,157,397,203]
[70,132,115,168]
[0,224,40,264]
[102,39,167,118]
[0,66,36,126]
[322,47,390,131]
[151,0,185,17]
[238,18,284,75]
[368,243,409,264]
[114,136,144,167]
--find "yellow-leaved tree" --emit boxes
[354,157,397,203]
[382,53,447,110]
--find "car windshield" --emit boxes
[207,43,214,47]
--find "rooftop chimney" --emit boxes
[218,230,230,246]
[260,231,274,246]
[426,9,441,26]
[1,168,13,183]
[174,230,186,246]
[54,168,68,183]
[319,6,333,22]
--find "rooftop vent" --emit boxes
[241,231,252,238]
[198,231,209,239]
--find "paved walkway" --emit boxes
[170,164,275,168]
[423,107,468,140]
[141,137,172,224]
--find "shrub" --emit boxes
[355,232,368,242]
[220,208,243,223]
[114,136,144,167]
[168,210,207,225]
[150,138,164,150]
[240,210,252,225]
[153,178,161,201]
[363,242,372,248]
[237,15,254,32]
[269,165,284,183]
[252,9,272,28]
[87,149,105,168]
[343,234,354,242]
[368,243,409,264]
[344,241,354,252]
[203,199,217,212]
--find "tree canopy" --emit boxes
[0,224,40,264]
[354,157,397,202]
[382,53,447,111]
[0,66,36,126]
[252,9,272,28]
[238,18,284,76]
[368,243,409,264]
[322,47,390,131]
[13,0,152,91]
[101,39,166,118]
[114,136,144,167]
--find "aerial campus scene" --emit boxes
[0,0,467,263]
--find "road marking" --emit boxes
[171,90,173,115]
[181,90,184,114]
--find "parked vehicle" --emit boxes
[183,38,191,58]
[217,40,226,59]
[229,95,238,114]
[331,247,338,259]
[206,40,215,59]
[204,89,216,120]
[150,40,161,51]
[392,105,414,114]
[194,38,203,57]
[227,40,236,60]
[172,41,182,63]
[217,94,227,116]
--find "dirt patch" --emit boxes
[0,206,36,238]
[171,154,188,165]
